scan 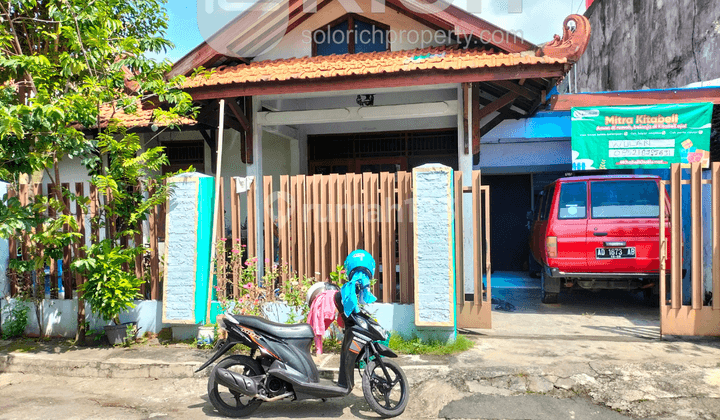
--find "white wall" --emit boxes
[254,0,453,62]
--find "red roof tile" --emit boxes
[98,101,197,128]
[184,46,568,89]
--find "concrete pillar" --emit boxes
[412,164,456,342]
[162,173,215,325]
[458,84,475,296]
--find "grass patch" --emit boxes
[388,333,474,355]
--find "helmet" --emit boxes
[344,249,375,282]
[306,282,326,307]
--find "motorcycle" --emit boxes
[196,250,409,418]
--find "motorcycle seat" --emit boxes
[230,315,314,340]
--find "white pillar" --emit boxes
[250,98,264,279]
[457,84,475,296]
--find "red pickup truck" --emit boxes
[529,175,674,304]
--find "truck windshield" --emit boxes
[590,180,659,218]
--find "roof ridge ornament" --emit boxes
[536,14,591,63]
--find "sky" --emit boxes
[152,0,587,63]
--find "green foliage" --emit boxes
[329,265,347,284]
[215,240,316,324]
[1,301,30,340]
[388,333,474,355]
[73,240,143,324]
[0,0,198,337]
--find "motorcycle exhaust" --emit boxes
[215,368,259,397]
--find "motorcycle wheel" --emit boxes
[361,359,409,418]
[208,355,263,418]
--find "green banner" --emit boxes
[571,103,712,170]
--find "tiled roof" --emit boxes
[184,46,568,89]
[98,101,197,128]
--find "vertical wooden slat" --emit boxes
[345,174,356,255]
[263,176,274,269]
[483,185,492,305]
[397,172,407,303]
[371,174,380,295]
[691,162,703,310]
[295,175,306,278]
[149,188,160,300]
[132,185,144,298]
[90,185,99,241]
[313,175,322,280]
[47,184,59,297]
[380,172,390,303]
[389,172,397,302]
[407,173,414,303]
[670,163,682,309]
[472,172,482,306]
[60,183,72,299]
[278,175,290,283]
[659,180,667,308]
[217,178,226,241]
[20,184,31,293]
[329,174,339,272]
[106,188,116,241]
[7,187,17,296]
[454,172,464,305]
[290,176,299,276]
[247,178,257,259]
[352,174,363,252]
[337,174,347,268]
[230,177,240,297]
[308,176,318,278]
[713,162,720,310]
[74,182,86,339]
[320,175,329,281]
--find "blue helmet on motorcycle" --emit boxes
[340,249,377,316]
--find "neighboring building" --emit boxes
[572,0,720,92]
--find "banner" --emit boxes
[571,103,712,169]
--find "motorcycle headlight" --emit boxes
[355,317,368,329]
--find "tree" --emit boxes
[0,0,195,341]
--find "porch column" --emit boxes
[249,97,264,279]
[458,84,475,296]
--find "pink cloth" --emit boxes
[307,290,340,355]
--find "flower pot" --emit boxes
[104,322,137,346]
[197,325,215,346]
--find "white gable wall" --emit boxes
[254,0,455,61]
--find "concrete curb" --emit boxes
[0,352,345,380]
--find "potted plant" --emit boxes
[72,127,179,345]
[73,239,143,345]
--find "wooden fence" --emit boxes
[6,182,163,301]
[217,172,415,304]
[659,162,720,336]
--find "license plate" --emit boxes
[596,247,636,259]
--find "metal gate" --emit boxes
[455,171,492,329]
[660,162,720,336]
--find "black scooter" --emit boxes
[196,291,409,418]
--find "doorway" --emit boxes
[484,174,532,272]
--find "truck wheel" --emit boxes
[541,271,559,304]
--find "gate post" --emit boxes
[412,164,456,341]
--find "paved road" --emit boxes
[0,371,637,420]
